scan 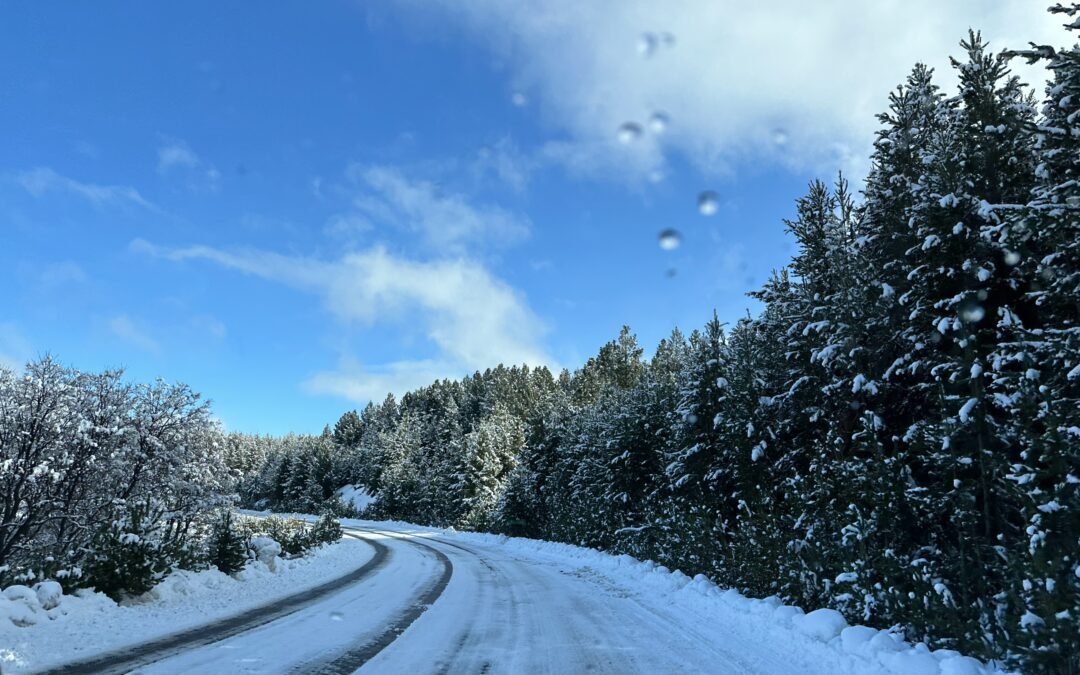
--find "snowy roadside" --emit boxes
[0,536,373,674]
[343,517,1009,675]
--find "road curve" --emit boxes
[39,533,390,675]
[132,528,452,674]
[286,528,454,674]
[352,530,770,674]
[48,523,831,674]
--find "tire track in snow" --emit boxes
[40,532,388,675]
[425,536,503,675]
[289,527,453,675]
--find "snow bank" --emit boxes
[344,518,1007,675]
[337,484,377,513]
[0,537,373,674]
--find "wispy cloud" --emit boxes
[471,137,534,193]
[191,314,227,340]
[303,356,459,403]
[157,141,200,172]
[109,314,160,353]
[344,164,530,254]
[15,167,156,210]
[156,138,220,190]
[133,238,555,402]
[37,262,88,289]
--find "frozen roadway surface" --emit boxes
[30,521,996,675]
[127,525,775,674]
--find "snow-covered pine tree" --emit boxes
[998,7,1080,669]
[208,510,248,575]
[664,315,738,575]
[458,404,525,530]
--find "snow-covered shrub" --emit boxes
[82,501,177,600]
[207,511,248,575]
[308,513,343,547]
[0,357,231,600]
[246,516,310,557]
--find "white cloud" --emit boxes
[323,212,373,239]
[387,0,1065,178]
[109,315,160,353]
[303,356,458,403]
[345,164,530,253]
[15,167,156,210]
[157,142,200,172]
[37,262,87,288]
[133,239,556,402]
[157,138,220,190]
[472,137,534,193]
[191,315,227,340]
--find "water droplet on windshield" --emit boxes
[698,191,720,215]
[648,169,665,183]
[959,298,985,323]
[1004,250,1021,266]
[772,128,790,145]
[665,267,677,278]
[648,112,669,134]
[660,32,676,48]
[330,611,344,622]
[510,92,528,107]
[659,229,682,250]
[637,33,658,57]
[618,122,643,144]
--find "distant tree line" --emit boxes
[239,15,1080,672]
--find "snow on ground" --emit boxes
[337,483,377,513]
[1,513,1009,675]
[343,518,1008,675]
[0,537,373,674]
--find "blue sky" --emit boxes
[0,1,1063,434]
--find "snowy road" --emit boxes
[31,521,983,675]
[95,524,813,674]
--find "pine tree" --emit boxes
[208,510,248,575]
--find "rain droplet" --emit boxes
[958,298,985,323]
[698,191,720,216]
[510,92,528,107]
[617,122,643,144]
[659,32,676,48]
[1004,250,1021,266]
[772,128,790,146]
[330,611,344,622]
[648,112,669,134]
[658,229,682,250]
[685,413,698,424]
[648,169,666,183]
[665,267,677,279]
[637,32,658,57]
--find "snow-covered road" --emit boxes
[26,520,997,675]
[129,524,762,674]
[119,524,873,674]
